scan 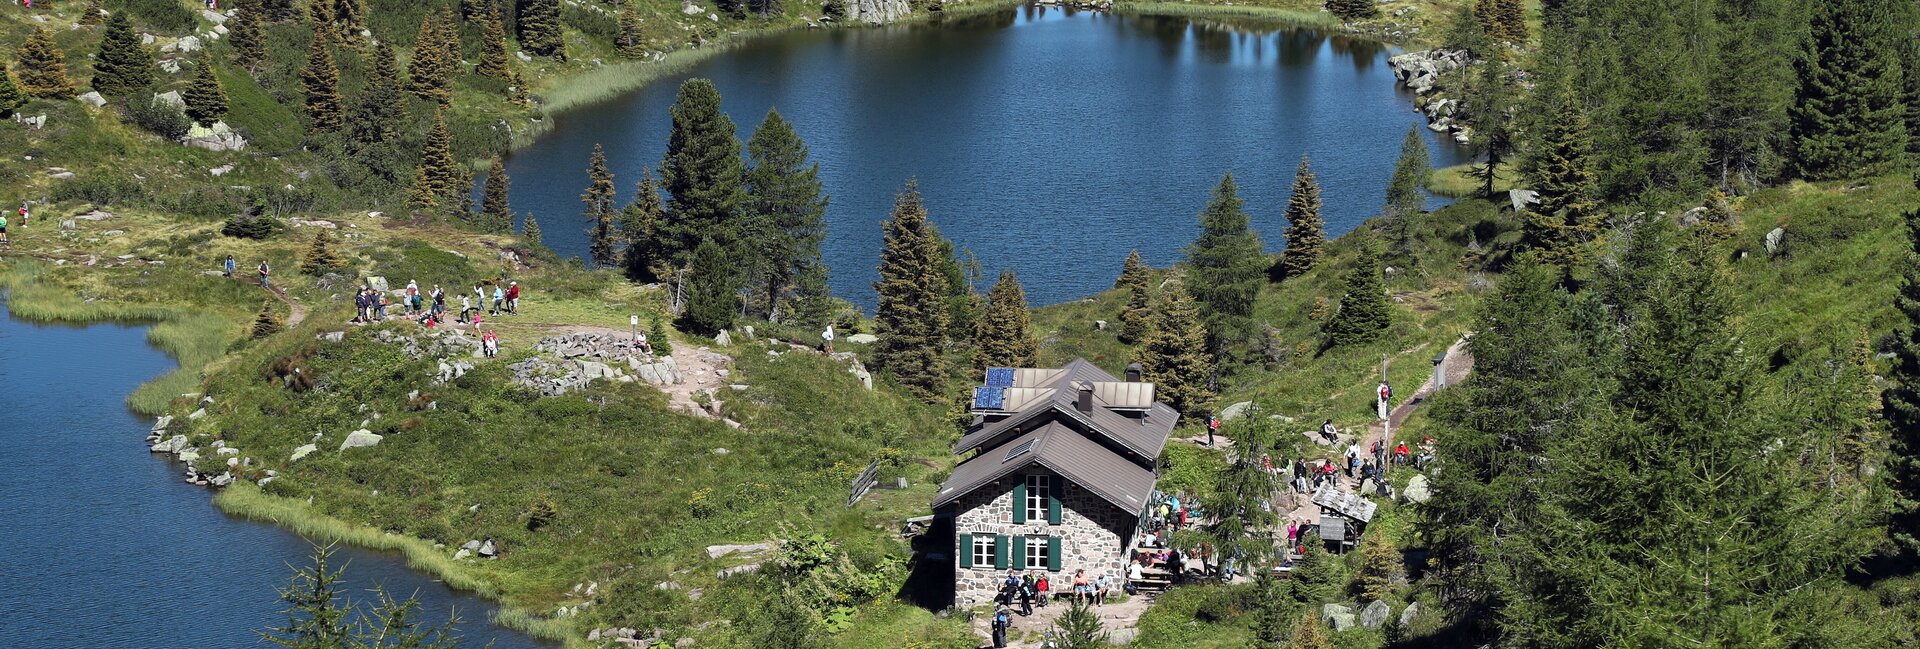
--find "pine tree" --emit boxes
[872,180,951,398]
[483,158,515,234]
[1131,280,1214,416]
[523,213,544,246]
[78,0,107,25]
[300,230,346,275]
[1494,0,1526,42]
[1185,172,1264,353]
[334,0,368,39]
[1791,0,1908,180]
[1384,125,1429,220]
[1324,238,1390,347]
[1521,79,1599,273]
[517,0,565,59]
[616,1,646,58]
[308,0,338,42]
[681,238,738,336]
[182,60,229,126]
[744,108,828,319]
[16,27,76,99]
[1354,533,1402,603]
[620,168,666,279]
[1115,249,1152,344]
[252,301,283,338]
[583,144,620,267]
[1276,156,1325,281]
[407,16,452,103]
[1051,600,1109,649]
[1283,611,1331,649]
[648,318,673,355]
[1205,408,1281,566]
[262,545,352,647]
[973,270,1036,372]
[229,0,268,73]
[344,43,405,183]
[478,7,512,81]
[658,78,748,265]
[408,110,459,213]
[1886,194,1920,553]
[92,13,155,98]
[301,28,344,131]
[0,67,26,118]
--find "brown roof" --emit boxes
[933,421,1159,514]
[956,358,1179,462]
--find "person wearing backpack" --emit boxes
[223,255,236,279]
[990,606,1012,648]
[1018,574,1035,616]
[257,260,270,287]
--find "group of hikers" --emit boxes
[988,566,1120,648]
[0,201,25,245]
[346,278,521,327]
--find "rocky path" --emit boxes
[542,325,734,418]
[969,593,1155,648]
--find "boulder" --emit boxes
[580,361,614,381]
[1360,600,1392,629]
[461,539,482,551]
[478,539,498,558]
[151,415,174,433]
[1404,474,1432,503]
[1328,612,1356,632]
[846,0,909,23]
[339,430,383,450]
[154,91,187,111]
[705,543,771,559]
[175,36,203,53]
[182,121,247,151]
[1764,227,1785,256]
[209,164,234,176]
[713,330,732,346]
[202,9,229,23]
[453,549,472,560]
[188,407,207,420]
[159,59,181,74]
[1220,401,1253,421]
[152,435,190,453]
[844,333,878,345]
[516,50,533,62]
[317,331,345,343]
[741,325,754,340]
[77,91,106,108]
[716,562,762,579]
[1321,603,1351,623]
[1398,601,1423,627]
[73,209,114,221]
[366,276,390,292]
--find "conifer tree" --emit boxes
[252,301,283,338]
[1276,156,1325,281]
[1324,238,1390,347]
[1326,0,1375,21]
[478,7,512,81]
[1283,611,1331,649]
[1132,280,1213,416]
[1885,193,1920,553]
[262,545,351,645]
[1384,125,1429,220]
[259,0,298,22]
[681,238,738,336]
[583,144,620,267]
[408,110,459,213]
[79,0,108,25]
[229,0,268,73]
[872,180,951,398]
[616,1,646,58]
[0,67,26,118]
[1051,600,1109,649]
[1115,249,1152,344]
[301,28,344,131]
[1790,0,1908,180]
[523,213,544,246]
[182,61,229,126]
[789,262,833,329]
[344,43,405,183]
[1205,408,1281,566]
[620,169,666,279]
[1464,57,1516,198]
[744,108,828,319]
[1186,172,1264,353]
[308,0,339,42]
[1289,534,1336,605]
[16,27,75,99]
[648,318,673,355]
[1704,0,1795,188]
[1473,0,1501,40]
[974,270,1036,372]
[1355,533,1402,603]
[408,16,452,103]
[1250,572,1300,645]
[517,0,565,59]
[658,78,748,265]
[1521,80,1599,273]
[300,230,347,275]
[1494,0,1525,42]
[334,0,367,39]
[483,158,515,234]
[93,13,155,98]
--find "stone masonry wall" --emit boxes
[950,467,1138,608]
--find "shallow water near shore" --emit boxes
[503,4,1469,307]
[0,300,552,648]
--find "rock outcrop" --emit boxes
[847,0,910,24]
[182,121,248,152]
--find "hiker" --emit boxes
[1035,573,1050,607]
[1125,559,1143,595]
[18,201,27,226]
[634,330,651,355]
[482,330,499,358]
[821,324,834,353]
[0,212,9,244]
[1018,574,1034,615]
[432,285,446,316]
[223,255,236,278]
[491,284,505,316]
[1395,441,1410,465]
[1206,415,1219,447]
[505,281,520,314]
[376,291,389,320]
[258,260,271,287]
[1071,569,1090,603]
[457,293,472,323]
[473,284,486,315]
[1092,573,1110,606]
[990,606,1012,648]
[1319,419,1336,442]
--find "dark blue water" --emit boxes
[0,301,550,648]
[503,5,1469,307]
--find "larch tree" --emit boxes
[1885,190,1920,553]
[478,8,513,81]
[182,60,229,126]
[658,78,747,265]
[1354,533,1403,603]
[1283,611,1331,649]
[1115,249,1152,344]
[407,110,459,214]
[620,169,666,280]
[16,27,76,99]
[1185,172,1264,354]
[973,270,1036,372]
[1275,155,1325,281]
[1464,56,1517,198]
[583,144,621,268]
[1323,237,1390,347]
[229,0,268,73]
[1131,279,1214,416]
[0,67,28,118]
[483,158,516,234]
[407,16,452,104]
[871,180,952,398]
[517,0,565,59]
[680,238,739,336]
[92,13,155,98]
[301,28,344,132]
[1790,0,1908,180]
[744,108,829,320]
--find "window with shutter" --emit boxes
[1011,481,1027,524]
[1026,475,1050,524]
[1012,536,1027,570]
[1024,535,1051,570]
[993,534,1008,569]
[1046,536,1062,572]
[1046,486,1062,525]
[959,533,974,568]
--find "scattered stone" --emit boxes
[1764,227,1785,256]
[1398,601,1423,627]
[1361,600,1392,629]
[516,50,534,62]
[187,407,207,420]
[844,333,878,345]
[317,331,345,343]
[182,121,247,151]
[716,562,761,579]
[151,435,190,453]
[209,164,234,176]
[101,229,125,237]
[202,9,228,23]
[339,429,383,450]
[159,59,181,74]
[154,90,187,111]
[1093,319,1107,330]
[290,443,317,462]
[14,113,47,129]
[478,539,498,558]
[714,330,732,346]
[1403,474,1431,503]
[742,325,754,340]
[1220,401,1253,421]
[453,549,472,560]
[705,543,770,559]
[73,210,115,221]
[151,415,173,433]
[77,91,106,107]
[712,447,728,455]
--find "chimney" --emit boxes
[1075,382,1094,413]
[1124,363,1143,382]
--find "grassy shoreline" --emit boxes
[1113,1,1343,31]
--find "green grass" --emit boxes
[1115,1,1342,30]
[1426,162,1517,199]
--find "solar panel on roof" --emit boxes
[972,386,1007,411]
[984,367,1016,387]
[1003,439,1038,462]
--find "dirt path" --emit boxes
[541,324,732,418]
[969,592,1156,648]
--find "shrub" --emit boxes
[106,0,197,33]
[120,95,191,140]
[50,176,147,206]
[223,212,284,239]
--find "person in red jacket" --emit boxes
[505,281,521,314]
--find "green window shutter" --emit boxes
[993,535,1008,569]
[1047,491,1062,525]
[1012,536,1027,569]
[1047,537,1062,572]
[959,534,973,568]
[1011,481,1027,524]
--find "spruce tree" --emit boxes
[1051,600,1109,649]
[1115,249,1152,344]
[1790,0,1908,180]
[1354,533,1402,603]
[93,13,155,98]
[517,0,565,59]
[262,545,352,646]
[620,168,666,279]
[0,67,25,118]
[682,238,739,336]
[872,180,951,398]
[259,0,298,22]
[483,158,515,234]
[1521,79,1600,273]
[1464,57,1517,198]
[478,7,512,81]
[16,27,76,99]
[789,262,833,329]
[648,318,674,355]
[252,301,283,338]
[407,16,452,104]
[229,0,268,73]
[1323,238,1390,347]
[182,61,229,126]
[523,213,544,246]
[79,0,107,25]
[1326,0,1375,22]
[658,78,748,265]
[301,28,344,132]
[1384,125,1429,220]
[1289,535,1336,605]
[1704,0,1795,188]
[974,270,1036,372]
[308,0,338,42]
[617,1,646,58]
[333,0,367,39]
[1886,194,1920,553]
[344,43,405,184]
[1131,280,1213,416]
[1276,156,1325,281]
[408,110,459,213]
[1205,408,1281,566]
[1494,0,1526,42]
[300,230,346,275]
[583,144,620,267]
[1283,611,1331,649]
[1185,172,1264,354]
[744,108,828,319]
